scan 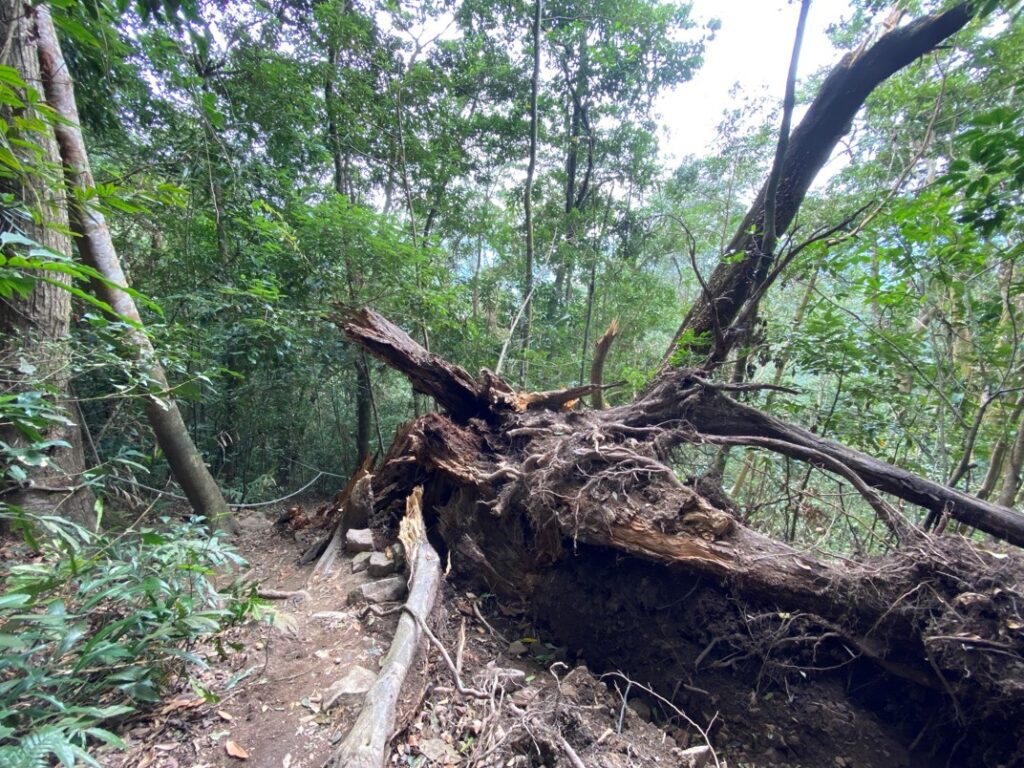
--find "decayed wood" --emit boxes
[347,309,1024,549]
[362,405,1009,697]
[341,310,1024,756]
[327,488,441,768]
[341,309,486,421]
[590,317,619,409]
[342,308,616,419]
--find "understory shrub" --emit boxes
[0,511,258,766]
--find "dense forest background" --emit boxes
[3,0,1024,764]
[18,0,1018,549]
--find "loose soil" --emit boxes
[92,506,949,768]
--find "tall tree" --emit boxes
[34,4,233,530]
[664,2,974,367]
[0,0,95,528]
[520,0,542,384]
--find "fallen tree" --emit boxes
[340,308,1024,764]
[328,487,442,768]
[323,5,1024,765]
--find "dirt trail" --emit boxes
[104,509,401,768]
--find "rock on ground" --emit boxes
[351,551,371,573]
[345,529,374,553]
[324,665,378,711]
[348,576,407,605]
[367,551,396,577]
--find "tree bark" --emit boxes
[997,410,1024,509]
[34,4,233,530]
[0,0,94,529]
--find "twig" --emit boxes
[698,433,919,544]
[256,588,309,602]
[556,734,587,768]
[404,606,490,699]
[495,286,536,376]
[600,672,721,768]
[473,599,510,644]
[456,618,466,675]
[615,679,632,734]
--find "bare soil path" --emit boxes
[102,508,399,768]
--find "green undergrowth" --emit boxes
[0,511,259,767]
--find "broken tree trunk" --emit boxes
[339,309,1024,766]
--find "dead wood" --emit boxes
[326,488,441,768]
[340,309,486,421]
[590,317,619,409]
[341,308,618,419]
[634,371,1024,547]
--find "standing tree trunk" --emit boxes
[325,41,375,467]
[997,413,1024,509]
[34,5,233,530]
[0,0,94,529]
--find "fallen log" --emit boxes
[338,309,1024,767]
[344,307,1024,547]
[327,487,441,768]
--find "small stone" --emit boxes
[834,758,849,768]
[367,551,396,577]
[345,529,374,553]
[348,577,407,605]
[418,738,459,763]
[324,666,378,710]
[507,640,528,656]
[312,611,348,621]
[511,687,539,707]
[351,551,371,573]
[679,746,712,768]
